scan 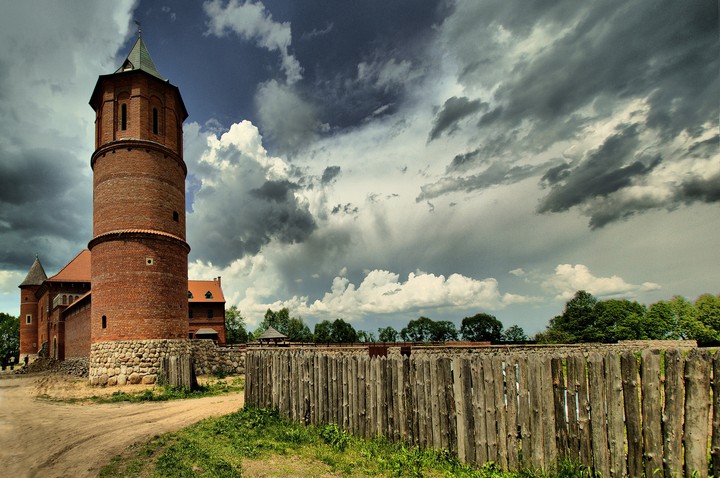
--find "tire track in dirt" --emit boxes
[0,374,244,478]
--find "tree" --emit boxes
[224,305,248,344]
[460,313,503,342]
[0,313,19,366]
[400,317,435,342]
[313,320,333,343]
[545,290,598,343]
[502,324,528,342]
[693,293,720,343]
[592,299,648,342]
[330,319,358,343]
[378,326,399,342]
[261,308,312,342]
[356,330,376,343]
[431,320,458,342]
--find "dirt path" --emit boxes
[0,373,245,478]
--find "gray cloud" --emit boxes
[321,165,341,184]
[428,96,487,142]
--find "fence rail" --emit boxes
[245,348,719,477]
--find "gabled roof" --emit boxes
[47,249,91,283]
[188,280,225,303]
[19,256,47,287]
[115,36,164,80]
[257,326,287,341]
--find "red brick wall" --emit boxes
[64,301,91,358]
[92,146,186,240]
[19,285,39,355]
[90,235,189,342]
[189,302,227,345]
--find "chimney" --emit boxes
[216,276,221,287]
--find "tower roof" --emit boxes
[19,256,47,287]
[115,36,165,80]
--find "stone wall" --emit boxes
[89,339,245,386]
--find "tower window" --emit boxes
[26,314,32,325]
[146,257,154,266]
[153,108,159,134]
[101,315,107,329]
[120,103,127,131]
[173,211,179,222]
[207,309,214,319]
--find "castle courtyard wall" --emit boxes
[89,339,245,386]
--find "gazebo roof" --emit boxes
[257,326,287,341]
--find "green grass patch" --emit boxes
[100,405,599,478]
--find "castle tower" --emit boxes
[18,256,47,362]
[88,35,189,343]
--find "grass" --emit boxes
[100,405,599,478]
[37,376,245,404]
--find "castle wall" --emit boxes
[89,339,245,386]
[64,301,91,358]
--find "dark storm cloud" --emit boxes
[291,1,445,129]
[418,159,559,202]
[428,96,487,142]
[678,172,720,205]
[321,166,341,184]
[439,0,718,226]
[537,123,660,215]
[0,148,91,270]
[250,180,300,202]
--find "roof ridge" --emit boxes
[47,249,91,282]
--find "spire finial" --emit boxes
[134,20,142,38]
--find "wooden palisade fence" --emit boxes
[245,348,719,477]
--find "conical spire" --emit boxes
[19,256,47,287]
[115,36,165,80]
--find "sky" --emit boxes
[0,0,718,336]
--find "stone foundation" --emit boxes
[89,339,245,386]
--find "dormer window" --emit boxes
[187,291,193,299]
[205,291,213,299]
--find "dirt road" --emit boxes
[0,373,245,478]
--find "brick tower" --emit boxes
[18,256,47,362]
[88,35,189,345]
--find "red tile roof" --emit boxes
[188,279,225,303]
[47,250,91,283]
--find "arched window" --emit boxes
[62,295,67,305]
[120,103,127,130]
[152,108,159,134]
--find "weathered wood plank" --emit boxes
[588,352,609,478]
[683,350,711,478]
[452,356,467,463]
[621,351,642,478]
[492,356,509,470]
[540,356,557,470]
[603,352,625,478]
[551,357,569,460]
[565,356,580,462]
[662,349,684,478]
[461,357,476,464]
[472,356,489,465]
[516,355,531,469]
[711,352,720,478]
[483,355,499,464]
[641,350,663,478]
[505,357,519,471]
[528,356,545,470]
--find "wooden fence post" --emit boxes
[588,352,610,478]
[663,349,684,478]
[683,350,711,478]
[603,352,625,478]
[641,350,663,478]
[621,351,642,478]
[711,352,720,478]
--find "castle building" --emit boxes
[19,35,226,366]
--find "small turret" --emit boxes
[19,256,47,360]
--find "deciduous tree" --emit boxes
[460,313,503,342]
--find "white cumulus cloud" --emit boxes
[544,264,661,300]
